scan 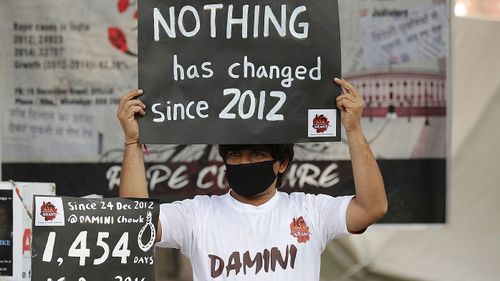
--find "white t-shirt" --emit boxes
[157,191,354,281]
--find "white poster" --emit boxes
[0,0,138,163]
[360,5,448,68]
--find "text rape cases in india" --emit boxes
[153,4,309,40]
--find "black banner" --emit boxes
[0,189,13,276]
[32,196,159,281]
[4,159,446,224]
[138,0,342,144]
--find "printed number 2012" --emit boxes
[219,89,286,121]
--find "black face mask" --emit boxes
[225,160,278,197]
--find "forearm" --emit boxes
[119,143,149,198]
[120,143,163,241]
[347,129,387,224]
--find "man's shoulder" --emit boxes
[283,191,318,201]
[158,194,228,221]
[180,192,228,206]
[281,191,343,207]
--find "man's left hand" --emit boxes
[334,78,365,132]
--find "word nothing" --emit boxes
[153,4,309,39]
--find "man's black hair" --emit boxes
[218,144,295,188]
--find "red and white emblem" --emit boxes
[290,216,311,243]
[312,114,330,133]
[40,201,58,221]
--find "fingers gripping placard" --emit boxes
[32,197,159,281]
[139,0,342,144]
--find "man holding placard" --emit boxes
[117,77,387,280]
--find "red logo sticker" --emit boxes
[290,216,310,243]
[40,201,58,221]
[312,114,330,133]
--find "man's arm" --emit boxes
[117,90,162,241]
[120,142,148,198]
[334,78,388,233]
[117,89,148,197]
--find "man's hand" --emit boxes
[117,90,146,142]
[334,78,364,133]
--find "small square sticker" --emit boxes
[34,196,65,226]
[308,109,337,137]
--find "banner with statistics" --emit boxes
[1,0,448,224]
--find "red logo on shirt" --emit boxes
[290,216,310,243]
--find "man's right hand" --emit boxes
[117,90,146,142]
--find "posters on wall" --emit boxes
[0,0,448,224]
[0,189,13,277]
[31,196,158,281]
[0,182,55,281]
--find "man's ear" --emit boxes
[278,159,290,173]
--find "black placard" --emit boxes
[32,196,159,281]
[138,0,342,144]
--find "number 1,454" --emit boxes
[42,231,131,266]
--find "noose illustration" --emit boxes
[138,211,156,252]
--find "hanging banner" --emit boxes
[138,0,342,144]
[1,0,448,225]
[31,196,159,281]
